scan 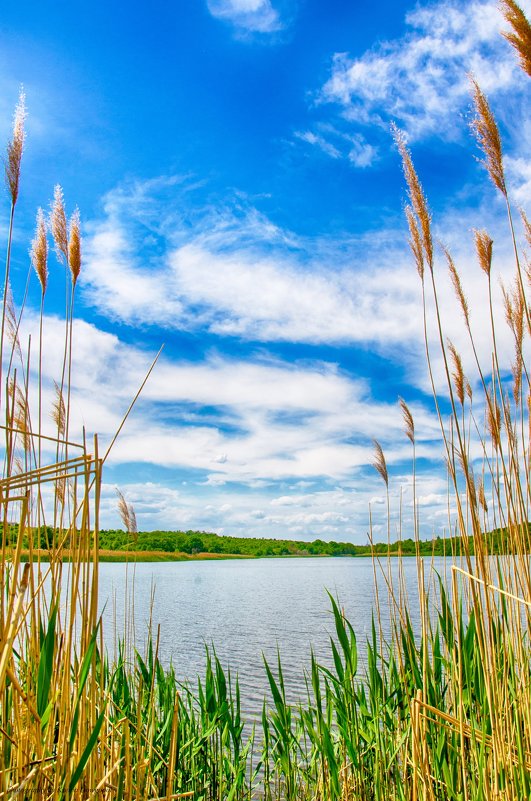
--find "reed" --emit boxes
[0,2,529,799]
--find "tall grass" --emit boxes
[0,2,530,798]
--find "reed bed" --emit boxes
[0,2,530,798]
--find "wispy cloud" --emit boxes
[294,130,342,159]
[319,0,529,141]
[294,126,379,168]
[13,308,446,539]
[83,179,423,348]
[82,174,525,394]
[207,0,283,35]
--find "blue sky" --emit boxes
[1,0,530,541]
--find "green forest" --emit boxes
[97,524,531,558]
[9,523,527,559]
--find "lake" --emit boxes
[97,555,455,716]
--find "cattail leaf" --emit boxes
[69,628,98,749]
[37,604,57,719]
[68,707,106,792]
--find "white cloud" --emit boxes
[320,0,530,140]
[347,135,378,168]
[9,306,488,541]
[83,181,423,348]
[13,309,441,489]
[81,173,529,398]
[505,155,531,206]
[294,130,342,159]
[207,0,282,34]
[294,127,379,168]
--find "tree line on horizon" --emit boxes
[6,523,528,558]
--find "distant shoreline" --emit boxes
[19,548,421,563]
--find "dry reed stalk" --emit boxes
[470,79,507,197]
[117,487,138,538]
[474,229,494,277]
[447,341,466,408]
[399,397,414,444]
[51,380,66,438]
[372,439,388,487]
[50,184,68,263]
[30,209,48,295]
[68,208,81,286]
[501,0,531,76]
[4,91,25,208]
[393,125,433,272]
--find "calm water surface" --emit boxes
[97,556,454,714]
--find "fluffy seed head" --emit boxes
[393,125,433,272]
[50,185,68,262]
[372,440,389,487]
[14,386,30,454]
[117,488,138,539]
[474,229,493,276]
[502,278,525,350]
[486,389,501,449]
[521,210,531,287]
[470,79,506,196]
[512,353,523,405]
[405,205,425,281]
[478,479,488,514]
[5,284,22,364]
[448,340,465,406]
[30,208,48,295]
[522,209,531,250]
[68,208,81,286]
[444,246,470,328]
[5,90,26,206]
[55,474,67,505]
[399,397,415,443]
[501,0,531,77]
[51,381,66,437]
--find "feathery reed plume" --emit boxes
[13,386,30,455]
[502,279,514,330]
[405,205,425,280]
[116,488,138,539]
[444,246,470,327]
[458,451,478,511]
[522,209,531,249]
[4,90,25,207]
[500,0,531,77]
[50,185,68,262]
[477,478,488,514]
[502,278,525,347]
[521,210,531,284]
[55,474,67,505]
[447,341,466,406]
[393,125,433,271]
[470,79,507,196]
[372,440,389,487]
[30,208,48,295]
[5,284,22,366]
[399,397,415,443]
[486,388,502,449]
[51,380,66,438]
[501,279,525,402]
[68,208,81,286]
[512,353,523,404]
[474,229,494,276]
